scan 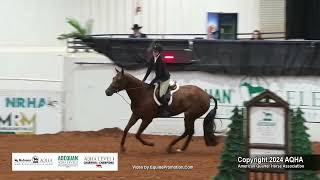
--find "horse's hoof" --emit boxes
[176,149,183,153]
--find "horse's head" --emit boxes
[105,68,127,96]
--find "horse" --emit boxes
[105,68,219,153]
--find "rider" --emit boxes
[142,43,171,116]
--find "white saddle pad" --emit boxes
[153,80,180,106]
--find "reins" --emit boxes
[125,86,147,91]
[116,92,131,105]
[116,85,148,105]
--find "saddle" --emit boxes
[153,80,179,106]
[155,80,177,100]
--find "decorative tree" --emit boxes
[291,108,319,180]
[57,18,92,40]
[214,107,246,180]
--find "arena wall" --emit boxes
[1,51,318,142]
[63,54,320,142]
[0,52,64,134]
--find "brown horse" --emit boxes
[105,68,218,153]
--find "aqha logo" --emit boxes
[32,156,39,163]
[31,156,53,165]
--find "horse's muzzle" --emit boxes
[105,89,114,96]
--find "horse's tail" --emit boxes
[203,95,218,146]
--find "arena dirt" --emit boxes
[0,128,319,180]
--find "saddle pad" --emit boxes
[153,82,180,106]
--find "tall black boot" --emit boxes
[158,95,171,117]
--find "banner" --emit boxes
[0,90,62,134]
[12,153,118,171]
[172,72,320,123]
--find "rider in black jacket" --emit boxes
[143,43,171,116]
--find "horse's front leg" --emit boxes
[136,118,154,146]
[121,114,139,152]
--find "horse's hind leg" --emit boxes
[167,132,188,153]
[167,116,195,153]
[179,119,195,152]
[136,118,154,146]
[180,134,193,152]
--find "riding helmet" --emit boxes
[152,43,163,52]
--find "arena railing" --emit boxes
[66,32,285,52]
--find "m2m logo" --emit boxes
[0,113,36,134]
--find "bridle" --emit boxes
[111,84,150,106]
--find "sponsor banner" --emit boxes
[0,90,62,134]
[12,153,118,171]
[172,72,320,122]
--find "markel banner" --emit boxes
[0,90,62,134]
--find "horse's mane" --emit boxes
[123,72,146,87]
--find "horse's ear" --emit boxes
[121,68,124,75]
[115,68,119,73]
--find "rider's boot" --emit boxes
[158,91,171,117]
[158,104,171,117]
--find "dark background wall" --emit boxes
[286,0,320,40]
[83,37,320,76]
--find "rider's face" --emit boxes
[133,29,140,34]
[153,50,160,57]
